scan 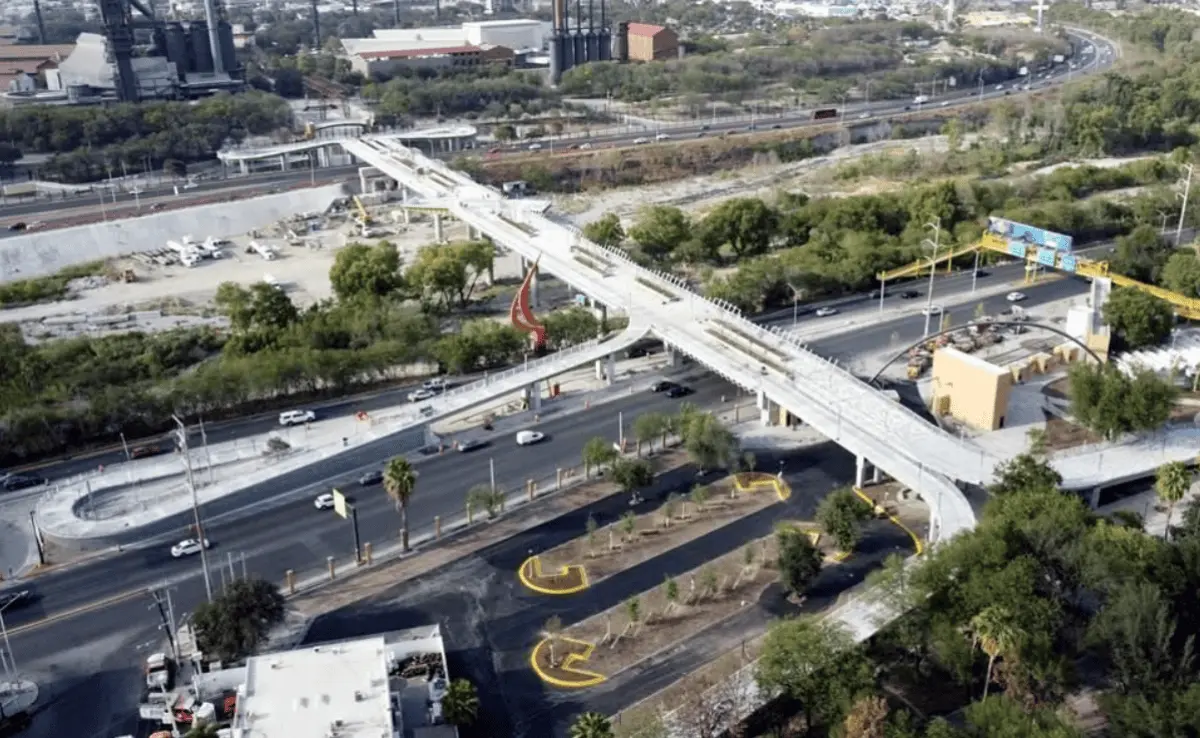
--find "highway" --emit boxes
[0,28,1114,230]
[4,375,732,631]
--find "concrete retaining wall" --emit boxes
[1,183,349,283]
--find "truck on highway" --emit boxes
[812,108,839,120]
[145,652,175,692]
[913,95,928,105]
[1053,54,1066,63]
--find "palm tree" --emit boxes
[1155,461,1191,539]
[441,679,480,726]
[383,456,417,551]
[542,615,564,668]
[569,711,614,738]
[969,605,1022,700]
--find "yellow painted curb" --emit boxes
[853,487,925,556]
[732,472,791,501]
[530,636,606,688]
[518,556,590,595]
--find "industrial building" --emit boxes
[0,43,72,92]
[341,20,543,75]
[614,22,679,62]
[547,0,612,83]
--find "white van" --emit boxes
[279,409,316,426]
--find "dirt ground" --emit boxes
[1043,413,1103,450]
[541,521,843,683]
[530,473,783,588]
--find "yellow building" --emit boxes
[930,347,1014,431]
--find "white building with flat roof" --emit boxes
[227,626,455,738]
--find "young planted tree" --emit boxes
[700,565,719,600]
[467,484,503,520]
[383,456,418,551]
[585,513,599,556]
[582,435,618,477]
[690,484,710,515]
[776,524,823,597]
[633,411,668,456]
[817,488,874,553]
[662,576,680,619]
[620,510,638,542]
[661,492,680,527]
[680,411,740,471]
[1155,461,1192,538]
[441,679,480,726]
[625,596,642,636]
[610,457,654,504]
[542,615,564,668]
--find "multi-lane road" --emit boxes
[0,27,1115,231]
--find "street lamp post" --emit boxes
[173,415,213,603]
[922,217,943,338]
[787,283,804,326]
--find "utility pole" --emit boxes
[174,415,213,603]
[922,217,942,338]
[0,600,15,676]
[199,417,213,483]
[1176,163,1194,246]
[148,588,180,664]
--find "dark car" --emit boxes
[130,444,165,459]
[8,222,26,232]
[0,587,35,612]
[900,290,921,299]
[2,474,45,491]
[458,439,488,453]
[665,385,693,398]
[975,270,990,278]
[650,381,678,393]
[359,470,383,486]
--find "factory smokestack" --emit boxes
[32,0,46,43]
[552,0,564,31]
[311,0,320,48]
[202,0,225,73]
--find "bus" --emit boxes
[812,108,839,120]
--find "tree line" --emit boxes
[0,92,293,183]
[0,239,607,465]
[583,159,1173,312]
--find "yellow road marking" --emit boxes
[5,587,146,637]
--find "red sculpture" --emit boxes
[510,257,547,349]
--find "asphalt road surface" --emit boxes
[5,375,733,632]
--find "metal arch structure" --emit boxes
[867,320,1104,385]
[510,257,547,349]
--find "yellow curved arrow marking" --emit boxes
[530,636,606,688]
[732,472,791,501]
[853,487,925,556]
[518,556,590,595]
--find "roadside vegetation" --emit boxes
[0,239,608,465]
[593,454,1200,736]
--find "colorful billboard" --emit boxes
[987,217,1074,252]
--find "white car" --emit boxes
[279,409,316,426]
[1006,291,1027,302]
[655,133,670,141]
[858,112,869,119]
[516,430,545,446]
[527,143,543,151]
[940,100,950,107]
[814,307,839,317]
[408,388,436,402]
[633,137,650,145]
[580,142,592,150]
[422,377,449,391]
[921,305,943,316]
[314,493,335,510]
[170,538,210,558]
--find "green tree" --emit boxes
[697,197,779,260]
[191,578,286,662]
[582,212,625,247]
[756,617,874,733]
[1110,225,1170,284]
[963,694,1082,738]
[1068,362,1176,439]
[632,411,668,455]
[1102,288,1174,349]
[679,411,739,471]
[435,319,525,373]
[494,124,516,141]
[543,306,600,349]
[184,724,220,738]
[408,240,495,310]
[970,605,1023,700]
[628,205,691,262]
[610,457,654,499]
[441,679,479,726]
[384,456,417,551]
[817,489,874,553]
[841,695,890,738]
[569,712,614,738]
[582,435,618,477]
[328,241,405,301]
[1155,461,1191,538]
[990,453,1062,496]
[467,484,503,519]
[776,524,823,597]
[1160,250,1200,298]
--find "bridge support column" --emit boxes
[1089,486,1102,509]
[434,214,445,243]
[593,302,607,329]
[239,160,248,175]
[279,155,287,172]
[525,383,541,413]
[757,390,777,427]
[605,353,616,386]
[855,455,867,488]
[666,347,682,368]
[872,464,882,484]
[468,225,480,240]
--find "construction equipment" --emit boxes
[352,195,373,226]
[121,268,137,283]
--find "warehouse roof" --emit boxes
[626,22,669,38]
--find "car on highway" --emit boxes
[650,380,678,393]
[458,439,488,453]
[665,384,693,398]
[0,586,35,612]
[314,492,336,510]
[359,470,383,486]
[633,137,650,144]
[7,222,26,232]
[516,430,546,446]
[2,473,46,491]
[527,143,543,151]
[279,409,316,426]
[921,305,944,316]
[814,307,839,317]
[408,388,436,402]
[1006,291,1028,302]
[422,377,450,391]
[900,290,921,299]
[655,133,670,141]
[130,443,166,459]
[580,143,592,150]
[170,538,211,558]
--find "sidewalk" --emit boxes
[31,351,681,546]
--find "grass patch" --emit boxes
[636,276,679,302]
[0,261,108,308]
